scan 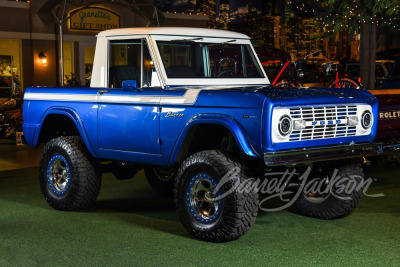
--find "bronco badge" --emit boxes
[166,111,184,118]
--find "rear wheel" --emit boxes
[144,167,176,196]
[39,136,101,211]
[111,162,139,180]
[174,150,259,242]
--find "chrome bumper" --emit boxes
[264,143,383,166]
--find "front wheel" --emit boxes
[39,136,101,211]
[174,150,259,242]
[293,162,364,219]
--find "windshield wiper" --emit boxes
[222,39,237,44]
[171,37,204,42]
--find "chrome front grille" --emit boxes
[289,105,357,141]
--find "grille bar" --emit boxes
[289,105,357,141]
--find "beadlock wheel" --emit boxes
[47,155,71,196]
[186,173,222,224]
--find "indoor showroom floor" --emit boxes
[0,138,399,266]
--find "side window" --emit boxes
[108,39,159,88]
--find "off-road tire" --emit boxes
[39,136,101,211]
[174,150,259,242]
[144,167,176,197]
[293,162,364,220]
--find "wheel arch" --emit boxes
[168,113,259,166]
[34,107,97,157]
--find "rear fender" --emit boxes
[34,107,97,157]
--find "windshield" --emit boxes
[156,41,264,79]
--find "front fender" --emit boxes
[34,107,97,158]
[167,113,259,166]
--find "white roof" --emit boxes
[97,27,250,39]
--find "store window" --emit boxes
[85,47,95,86]
[63,42,75,86]
[0,39,22,98]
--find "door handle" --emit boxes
[98,90,110,95]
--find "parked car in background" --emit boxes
[369,57,400,140]
[345,60,395,82]
[375,57,400,90]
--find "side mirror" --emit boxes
[122,80,143,92]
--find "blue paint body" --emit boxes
[22,85,378,166]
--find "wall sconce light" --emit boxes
[39,52,47,64]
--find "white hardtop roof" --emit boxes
[97,27,250,39]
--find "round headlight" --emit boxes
[361,110,372,129]
[279,115,292,136]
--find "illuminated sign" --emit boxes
[69,7,120,31]
[379,110,400,119]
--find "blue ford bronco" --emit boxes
[23,27,380,242]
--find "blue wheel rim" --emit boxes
[186,173,222,224]
[47,155,71,196]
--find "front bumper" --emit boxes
[264,143,383,166]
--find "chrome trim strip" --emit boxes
[24,89,202,105]
[24,93,97,102]
[160,89,200,104]
[98,95,160,103]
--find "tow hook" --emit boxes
[362,157,371,166]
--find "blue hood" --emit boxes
[192,85,377,109]
[252,86,376,106]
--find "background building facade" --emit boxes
[0,0,207,91]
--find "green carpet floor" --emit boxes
[0,160,400,266]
